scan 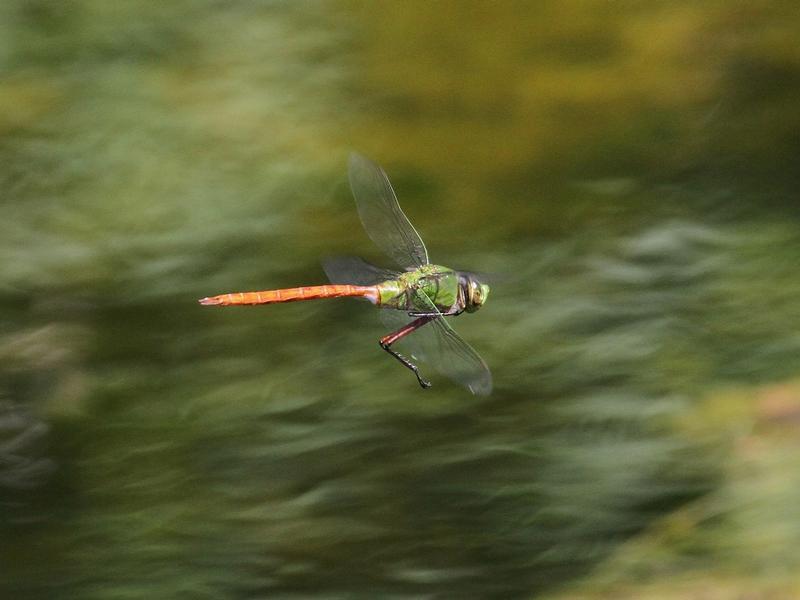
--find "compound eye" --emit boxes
[470,279,481,302]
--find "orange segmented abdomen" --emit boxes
[199,284,379,306]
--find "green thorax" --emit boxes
[377,264,460,313]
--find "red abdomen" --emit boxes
[199,284,379,306]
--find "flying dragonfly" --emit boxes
[199,153,492,395]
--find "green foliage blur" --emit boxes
[2,2,800,598]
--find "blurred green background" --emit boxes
[2,1,800,598]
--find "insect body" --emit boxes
[200,154,492,395]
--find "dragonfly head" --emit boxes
[464,275,491,313]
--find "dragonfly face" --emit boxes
[463,274,491,313]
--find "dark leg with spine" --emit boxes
[379,316,434,388]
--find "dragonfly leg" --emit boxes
[379,316,434,389]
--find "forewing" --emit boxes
[322,256,399,286]
[348,153,429,269]
[386,289,492,396]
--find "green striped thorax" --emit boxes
[376,264,491,315]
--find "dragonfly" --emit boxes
[199,153,492,395]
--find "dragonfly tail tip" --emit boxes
[198,296,221,306]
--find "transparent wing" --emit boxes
[382,290,492,396]
[322,256,400,286]
[348,153,429,269]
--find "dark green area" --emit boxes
[2,2,800,598]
